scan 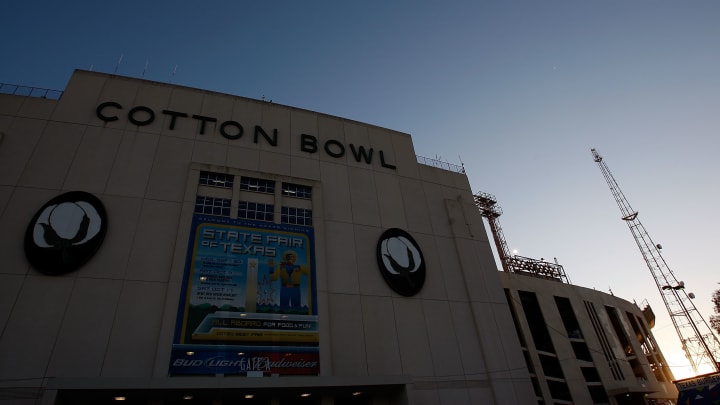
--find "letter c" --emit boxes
[96,101,122,122]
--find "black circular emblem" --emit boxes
[24,191,107,275]
[376,228,426,296]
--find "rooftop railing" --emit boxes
[0,83,63,100]
[416,155,465,174]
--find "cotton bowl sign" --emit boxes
[24,191,107,275]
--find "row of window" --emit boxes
[195,196,231,217]
[199,171,234,188]
[199,172,312,199]
[195,196,312,226]
[507,290,618,404]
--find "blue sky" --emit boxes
[3,1,720,378]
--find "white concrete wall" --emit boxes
[500,271,678,403]
[0,70,534,404]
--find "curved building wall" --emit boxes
[499,271,678,404]
[0,71,534,404]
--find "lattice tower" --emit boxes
[591,148,720,374]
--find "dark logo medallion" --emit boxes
[24,191,107,275]
[376,228,426,296]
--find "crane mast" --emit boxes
[591,148,720,375]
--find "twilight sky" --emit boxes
[3,0,720,379]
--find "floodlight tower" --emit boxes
[474,192,569,283]
[591,148,720,375]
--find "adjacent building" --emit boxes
[499,272,677,404]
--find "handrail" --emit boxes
[416,155,465,173]
[0,83,63,100]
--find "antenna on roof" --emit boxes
[142,59,149,78]
[114,54,123,74]
[170,65,178,83]
[89,64,94,72]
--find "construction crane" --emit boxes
[474,192,569,283]
[591,148,720,375]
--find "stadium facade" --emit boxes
[0,70,677,404]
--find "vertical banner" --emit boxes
[170,214,319,375]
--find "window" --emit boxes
[281,206,312,226]
[605,306,634,356]
[629,358,647,381]
[199,171,233,188]
[626,311,653,355]
[635,316,656,353]
[519,291,555,353]
[588,386,609,404]
[581,367,601,382]
[554,296,583,339]
[538,354,564,379]
[238,201,274,222]
[240,176,275,194]
[195,196,231,217]
[504,289,528,348]
[571,341,593,362]
[546,380,572,402]
[282,182,312,199]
